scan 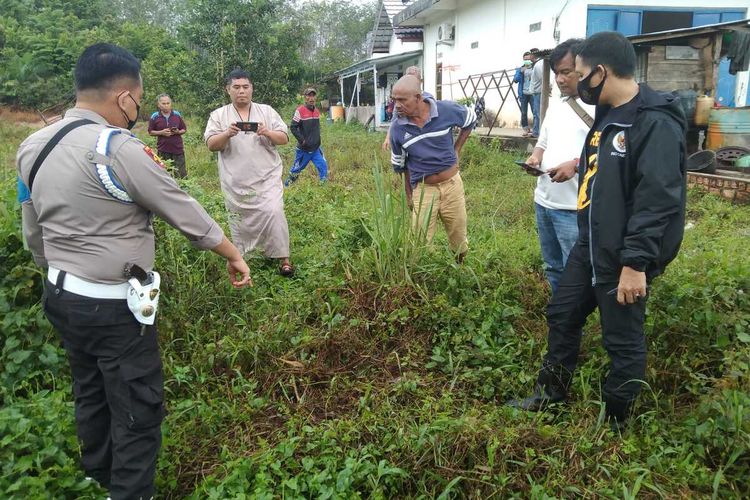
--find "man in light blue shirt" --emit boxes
[514,51,533,135]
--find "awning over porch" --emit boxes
[335,49,423,80]
[334,49,423,128]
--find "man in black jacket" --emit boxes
[285,87,328,185]
[508,31,687,430]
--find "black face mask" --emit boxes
[305,103,315,111]
[577,66,607,106]
[119,92,140,130]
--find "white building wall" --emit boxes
[417,0,750,127]
[388,36,423,56]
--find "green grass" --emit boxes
[1,116,749,498]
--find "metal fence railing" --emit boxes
[459,68,519,136]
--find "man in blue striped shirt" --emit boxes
[389,75,476,261]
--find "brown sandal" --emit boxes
[279,263,295,277]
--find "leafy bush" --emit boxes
[0,169,66,399]
[0,390,106,498]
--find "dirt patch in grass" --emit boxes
[167,282,444,495]
[264,283,438,422]
[0,106,46,127]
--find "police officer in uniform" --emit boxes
[16,43,251,499]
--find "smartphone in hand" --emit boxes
[514,159,544,174]
[236,121,259,133]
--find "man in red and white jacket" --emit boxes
[285,88,328,186]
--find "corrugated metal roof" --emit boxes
[335,49,423,78]
[371,1,422,54]
[383,0,418,22]
[628,18,750,45]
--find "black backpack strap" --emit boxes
[27,119,96,193]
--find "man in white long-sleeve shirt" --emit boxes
[523,39,593,294]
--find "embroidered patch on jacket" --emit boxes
[612,131,626,153]
[143,146,167,169]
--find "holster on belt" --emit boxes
[124,264,161,325]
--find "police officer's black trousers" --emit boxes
[43,279,164,500]
[540,242,648,405]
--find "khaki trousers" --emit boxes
[412,172,468,254]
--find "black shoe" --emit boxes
[506,383,567,411]
[507,362,572,411]
[604,394,634,432]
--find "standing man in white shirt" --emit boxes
[204,69,295,277]
[523,39,593,294]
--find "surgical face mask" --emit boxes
[119,92,140,130]
[523,60,532,67]
[577,66,607,106]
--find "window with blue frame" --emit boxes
[586,7,746,37]
[586,6,748,106]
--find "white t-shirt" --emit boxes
[533,97,595,211]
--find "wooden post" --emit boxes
[711,32,723,99]
[541,58,551,125]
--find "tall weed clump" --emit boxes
[356,164,431,288]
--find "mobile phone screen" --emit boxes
[236,122,259,132]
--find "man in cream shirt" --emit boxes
[523,39,593,294]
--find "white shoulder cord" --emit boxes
[94,128,134,203]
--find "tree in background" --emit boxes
[295,0,376,85]
[180,0,306,113]
[0,0,378,113]
[0,0,107,109]
[109,0,187,28]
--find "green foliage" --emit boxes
[295,0,377,85]
[0,0,374,112]
[0,152,65,398]
[686,389,750,498]
[0,11,89,108]
[2,117,750,497]
[192,425,408,498]
[356,163,431,287]
[0,390,106,498]
[180,0,306,112]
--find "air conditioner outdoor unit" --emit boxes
[437,22,455,42]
